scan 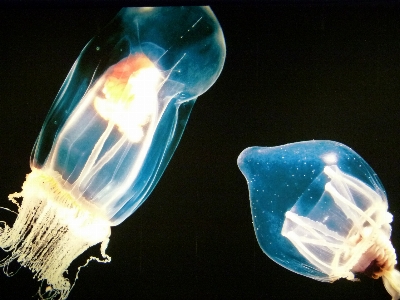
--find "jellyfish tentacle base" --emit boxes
[282,165,400,299]
[352,229,400,300]
[0,168,111,299]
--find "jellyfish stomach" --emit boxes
[93,53,161,144]
[350,227,396,278]
[0,168,111,298]
[347,227,399,299]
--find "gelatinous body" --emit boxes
[238,140,400,299]
[0,6,225,299]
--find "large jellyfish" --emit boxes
[0,6,225,299]
[237,140,400,299]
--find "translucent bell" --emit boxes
[0,7,225,299]
[238,140,400,299]
[32,6,226,225]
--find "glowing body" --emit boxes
[0,6,225,299]
[238,140,400,299]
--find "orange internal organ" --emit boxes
[94,53,162,142]
[102,54,155,103]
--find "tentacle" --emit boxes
[383,269,400,300]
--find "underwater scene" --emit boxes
[0,2,399,299]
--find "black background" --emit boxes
[0,2,400,299]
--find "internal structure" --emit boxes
[282,165,400,299]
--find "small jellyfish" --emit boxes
[237,140,400,299]
[0,6,225,299]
